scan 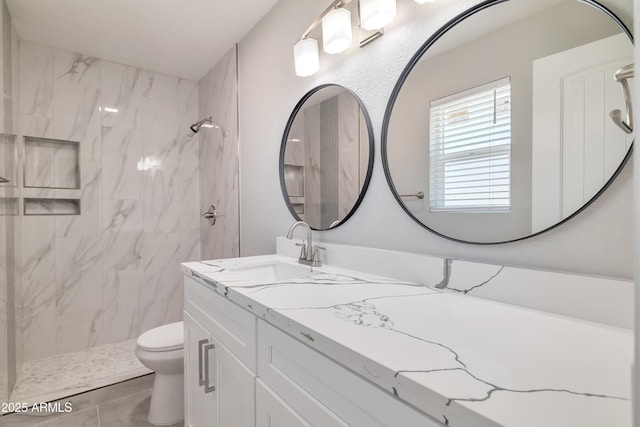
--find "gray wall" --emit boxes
[238,0,633,279]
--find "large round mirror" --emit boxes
[280,84,374,230]
[383,0,633,244]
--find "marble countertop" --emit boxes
[181,254,632,427]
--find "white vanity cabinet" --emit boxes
[256,320,445,427]
[182,249,634,427]
[184,275,257,427]
[184,312,214,426]
[183,273,444,427]
[256,380,340,427]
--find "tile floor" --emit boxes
[0,369,6,404]
[11,340,151,404]
[0,374,183,427]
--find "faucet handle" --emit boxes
[295,242,307,260]
[312,246,326,267]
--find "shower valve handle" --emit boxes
[202,205,224,227]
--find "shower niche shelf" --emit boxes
[291,202,304,215]
[283,164,304,197]
[24,198,80,216]
[24,136,80,189]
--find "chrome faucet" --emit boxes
[286,221,324,266]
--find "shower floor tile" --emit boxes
[10,340,151,404]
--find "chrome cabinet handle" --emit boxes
[198,339,208,386]
[203,343,216,393]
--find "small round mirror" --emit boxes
[280,84,374,230]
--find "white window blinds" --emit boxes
[429,77,511,212]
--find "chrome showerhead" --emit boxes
[189,116,230,136]
[190,117,213,133]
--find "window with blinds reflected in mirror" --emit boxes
[429,77,511,213]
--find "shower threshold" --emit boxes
[10,339,151,405]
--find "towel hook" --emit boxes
[400,191,425,200]
[610,64,634,134]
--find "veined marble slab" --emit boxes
[182,255,632,427]
[276,237,633,329]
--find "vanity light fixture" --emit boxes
[359,0,396,30]
[322,8,352,54]
[294,0,393,77]
[413,0,435,3]
[294,38,320,77]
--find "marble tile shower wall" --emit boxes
[18,40,201,362]
[198,46,239,260]
[0,0,17,402]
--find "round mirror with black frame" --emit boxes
[280,84,374,230]
[382,0,633,244]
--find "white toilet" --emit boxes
[136,321,185,426]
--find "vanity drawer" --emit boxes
[256,379,348,427]
[257,320,444,427]
[184,275,257,372]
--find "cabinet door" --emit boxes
[185,311,256,427]
[216,337,256,427]
[184,312,216,427]
[256,379,310,427]
[184,276,257,372]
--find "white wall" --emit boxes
[238,0,634,279]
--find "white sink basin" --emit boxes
[226,260,317,282]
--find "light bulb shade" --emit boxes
[360,0,396,30]
[293,38,320,77]
[322,8,352,54]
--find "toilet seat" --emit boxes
[137,321,184,352]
